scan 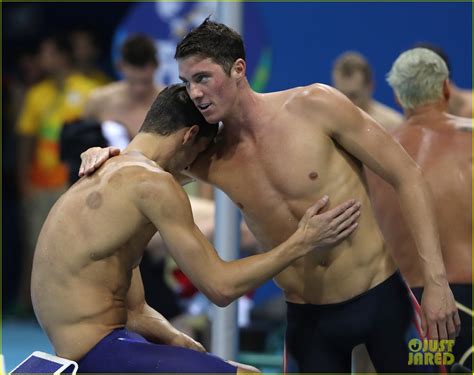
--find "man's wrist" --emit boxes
[423,269,448,288]
[288,228,307,258]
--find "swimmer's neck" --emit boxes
[404,100,448,120]
[123,132,178,171]
[219,81,269,141]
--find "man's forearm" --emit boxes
[396,170,448,286]
[127,304,180,344]
[211,230,305,305]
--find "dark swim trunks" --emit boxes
[284,271,444,373]
[77,328,237,373]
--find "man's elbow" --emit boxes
[207,285,237,307]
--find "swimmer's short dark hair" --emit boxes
[174,17,245,75]
[121,34,158,67]
[139,84,218,138]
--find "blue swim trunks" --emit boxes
[77,328,238,373]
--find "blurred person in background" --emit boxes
[3,44,45,313]
[83,34,163,138]
[8,46,45,127]
[332,51,403,131]
[70,27,110,86]
[367,47,472,371]
[14,33,100,317]
[415,42,472,119]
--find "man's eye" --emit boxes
[196,75,208,83]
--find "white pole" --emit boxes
[211,1,243,361]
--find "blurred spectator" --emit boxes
[70,27,110,85]
[3,44,45,313]
[415,42,472,118]
[14,33,100,316]
[83,34,163,137]
[8,46,45,127]
[332,51,403,131]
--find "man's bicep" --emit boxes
[136,176,201,260]
[136,178,221,289]
[329,101,417,186]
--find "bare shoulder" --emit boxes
[284,83,362,136]
[87,82,126,109]
[85,82,128,118]
[452,115,473,132]
[89,82,127,102]
[124,165,188,210]
[286,83,353,116]
[118,163,176,197]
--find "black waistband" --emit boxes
[286,270,402,311]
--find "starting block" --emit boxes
[10,351,78,374]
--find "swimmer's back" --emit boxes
[31,154,166,360]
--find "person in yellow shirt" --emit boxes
[14,34,100,316]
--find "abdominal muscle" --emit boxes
[243,182,398,305]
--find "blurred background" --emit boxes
[2,1,471,372]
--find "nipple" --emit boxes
[308,171,319,180]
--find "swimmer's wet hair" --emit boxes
[387,48,449,110]
[174,17,245,75]
[139,84,218,138]
[121,34,158,67]
[413,42,451,74]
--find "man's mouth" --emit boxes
[197,103,212,111]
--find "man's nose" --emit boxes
[189,83,203,100]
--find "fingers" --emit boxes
[193,341,206,353]
[437,319,448,341]
[420,314,428,338]
[109,147,121,156]
[333,222,358,242]
[333,203,361,230]
[325,199,358,220]
[453,310,461,337]
[428,321,439,340]
[79,147,119,177]
[305,195,329,217]
[446,315,457,340]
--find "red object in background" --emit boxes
[172,268,198,298]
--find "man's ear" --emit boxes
[443,79,451,102]
[182,125,199,145]
[232,58,246,80]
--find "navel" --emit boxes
[86,191,102,209]
[308,171,319,180]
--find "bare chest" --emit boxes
[206,126,338,245]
